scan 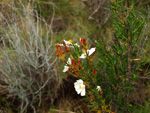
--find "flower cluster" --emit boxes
[55,38,102,110]
[55,38,99,93]
[55,38,96,74]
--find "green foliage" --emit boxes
[95,0,145,112]
[54,0,149,112]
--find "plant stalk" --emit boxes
[125,0,131,105]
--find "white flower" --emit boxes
[67,57,71,65]
[64,40,72,45]
[63,40,80,48]
[74,43,80,47]
[97,86,101,91]
[74,79,86,96]
[63,66,69,72]
[63,58,71,72]
[87,47,96,56]
[80,47,96,59]
[64,40,72,47]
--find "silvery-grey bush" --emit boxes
[0,0,59,112]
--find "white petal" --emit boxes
[77,79,83,84]
[63,66,69,72]
[80,85,86,96]
[81,90,85,96]
[87,47,96,56]
[74,43,80,47]
[97,86,100,88]
[74,84,80,89]
[74,82,80,90]
[74,81,78,86]
[67,57,71,65]
[64,40,72,45]
[75,86,79,91]
[79,53,86,59]
[76,88,82,94]
[97,85,101,91]
[74,82,78,86]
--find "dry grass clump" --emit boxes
[0,0,59,113]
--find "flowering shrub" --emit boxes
[55,39,114,112]
[55,0,146,112]
[54,0,150,112]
